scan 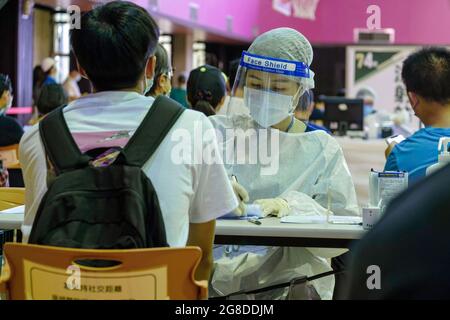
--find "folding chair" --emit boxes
[0,243,208,300]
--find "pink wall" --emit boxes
[258,0,450,45]
[134,0,261,41]
[132,0,450,45]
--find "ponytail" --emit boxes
[193,100,216,117]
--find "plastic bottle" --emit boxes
[426,137,450,176]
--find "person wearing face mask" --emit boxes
[63,70,82,101]
[19,1,238,282]
[209,28,359,300]
[385,47,450,184]
[356,87,376,118]
[187,65,227,117]
[0,74,24,147]
[146,43,172,98]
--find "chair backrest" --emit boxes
[0,144,20,168]
[0,243,207,300]
[0,188,25,211]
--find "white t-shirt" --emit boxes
[19,91,238,246]
[63,78,81,99]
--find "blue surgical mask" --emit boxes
[364,104,374,117]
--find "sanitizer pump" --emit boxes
[426,137,450,176]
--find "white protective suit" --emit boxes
[210,114,360,300]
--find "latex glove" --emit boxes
[231,180,249,216]
[254,198,290,218]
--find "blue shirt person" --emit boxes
[385,128,450,183]
[41,57,58,86]
[384,47,450,184]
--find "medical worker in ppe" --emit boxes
[210,28,359,300]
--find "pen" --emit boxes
[248,217,261,225]
[231,175,243,201]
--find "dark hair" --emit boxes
[228,58,241,89]
[148,43,170,96]
[70,1,160,91]
[187,65,226,116]
[0,74,12,96]
[178,74,186,85]
[402,47,450,105]
[33,66,46,88]
[37,84,68,115]
[296,89,314,112]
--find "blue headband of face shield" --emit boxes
[239,51,311,79]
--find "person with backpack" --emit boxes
[19,1,238,282]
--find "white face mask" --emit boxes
[244,86,295,128]
[143,76,154,96]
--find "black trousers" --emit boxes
[331,251,351,300]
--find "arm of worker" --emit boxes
[255,142,359,218]
[282,142,359,217]
[187,220,216,281]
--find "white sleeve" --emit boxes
[189,115,238,223]
[282,142,359,217]
[19,129,49,242]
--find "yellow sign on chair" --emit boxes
[23,260,169,300]
[0,144,19,168]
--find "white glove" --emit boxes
[254,198,290,218]
[231,180,249,216]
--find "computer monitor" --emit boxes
[320,96,364,136]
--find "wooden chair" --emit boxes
[0,188,25,211]
[0,144,20,169]
[0,243,208,300]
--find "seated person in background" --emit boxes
[356,87,376,117]
[385,47,450,183]
[19,1,237,281]
[41,57,58,85]
[170,74,189,108]
[0,74,24,147]
[63,70,82,101]
[187,65,226,117]
[146,43,172,98]
[294,89,330,133]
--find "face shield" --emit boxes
[227,51,315,128]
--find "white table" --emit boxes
[0,212,366,249]
[215,218,365,248]
[0,213,23,230]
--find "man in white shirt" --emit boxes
[63,70,82,101]
[19,1,238,281]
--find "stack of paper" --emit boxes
[0,205,25,214]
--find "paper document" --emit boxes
[281,215,362,225]
[0,205,25,214]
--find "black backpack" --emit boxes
[28,96,185,249]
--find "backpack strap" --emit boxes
[123,95,185,167]
[39,106,91,175]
